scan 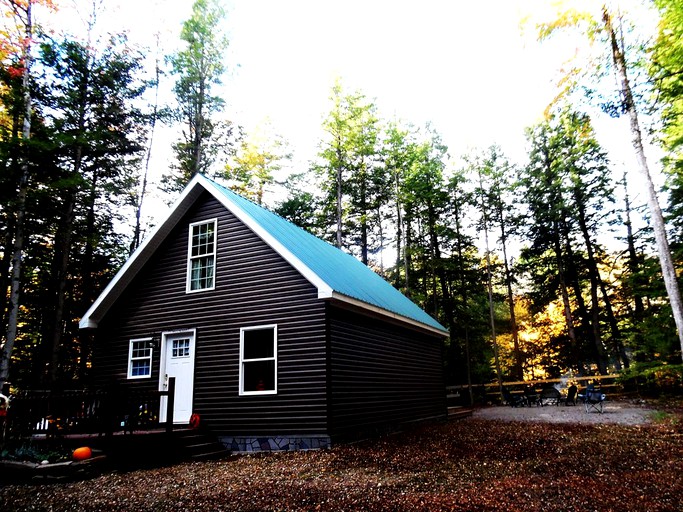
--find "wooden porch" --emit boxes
[0,378,230,474]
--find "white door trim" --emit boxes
[159,328,196,424]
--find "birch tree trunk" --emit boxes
[604,9,683,361]
[132,38,161,254]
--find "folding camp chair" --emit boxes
[583,385,605,413]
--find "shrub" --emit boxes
[618,362,683,396]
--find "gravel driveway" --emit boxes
[472,399,655,425]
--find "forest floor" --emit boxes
[1,398,682,512]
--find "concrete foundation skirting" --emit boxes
[220,435,331,452]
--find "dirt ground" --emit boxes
[472,398,656,426]
[1,399,681,511]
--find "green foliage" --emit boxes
[1,31,147,387]
[315,79,384,262]
[0,440,71,464]
[7,1,683,392]
[618,362,683,395]
[274,177,323,237]
[655,1,683,249]
[519,107,620,374]
[224,124,291,205]
[163,0,233,192]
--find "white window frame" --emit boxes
[239,324,278,396]
[186,218,217,293]
[127,337,153,379]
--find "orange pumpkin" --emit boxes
[72,446,92,461]
[189,413,200,429]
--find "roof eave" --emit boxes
[79,175,207,329]
[80,174,448,338]
[329,292,449,337]
[202,178,335,298]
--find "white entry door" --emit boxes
[159,330,196,424]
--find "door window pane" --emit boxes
[172,338,190,358]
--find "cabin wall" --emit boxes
[328,305,447,441]
[93,192,328,442]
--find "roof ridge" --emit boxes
[205,175,332,245]
[200,175,447,335]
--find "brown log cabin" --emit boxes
[80,174,448,451]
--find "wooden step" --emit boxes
[173,428,231,461]
[447,406,474,420]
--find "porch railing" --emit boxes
[1,378,176,440]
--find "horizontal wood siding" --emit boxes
[328,305,446,440]
[93,192,328,436]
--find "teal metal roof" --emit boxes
[205,177,447,335]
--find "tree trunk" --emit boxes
[623,173,645,321]
[597,272,629,369]
[404,212,413,297]
[605,9,683,362]
[450,188,474,404]
[498,204,523,380]
[0,102,22,331]
[563,224,607,374]
[79,169,99,380]
[552,225,584,373]
[131,44,160,254]
[427,201,454,334]
[360,173,368,265]
[575,201,609,374]
[1,0,33,391]
[46,37,91,385]
[47,189,76,384]
[478,171,503,393]
[192,78,205,178]
[483,218,503,395]
[335,143,343,249]
[1,219,15,331]
[394,169,403,288]
[376,204,384,273]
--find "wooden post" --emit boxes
[166,377,175,433]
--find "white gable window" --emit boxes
[128,338,153,379]
[187,219,217,292]
[240,325,277,395]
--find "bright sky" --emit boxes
[42,0,661,222]
[224,1,557,164]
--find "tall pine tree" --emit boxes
[163,0,232,193]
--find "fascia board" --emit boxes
[79,175,206,329]
[201,177,335,299]
[329,292,449,337]
[80,174,444,337]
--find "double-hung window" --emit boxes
[128,338,153,379]
[240,325,277,395]
[187,219,217,292]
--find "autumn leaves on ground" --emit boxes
[2,413,682,512]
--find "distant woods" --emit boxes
[1,0,683,390]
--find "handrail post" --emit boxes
[166,377,175,433]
